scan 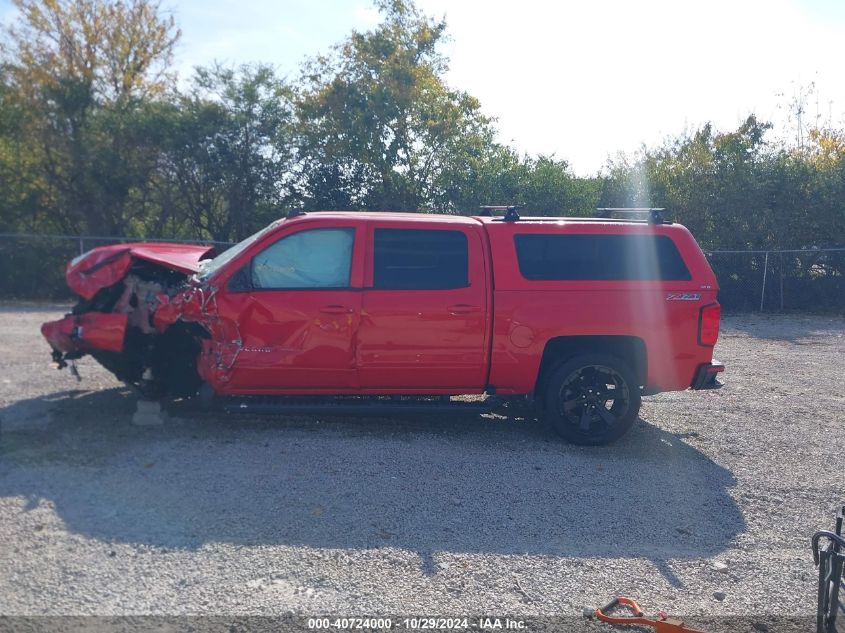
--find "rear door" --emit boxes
[357,222,489,391]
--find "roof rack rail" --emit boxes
[595,207,668,224]
[480,205,521,222]
[286,209,307,219]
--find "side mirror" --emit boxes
[227,263,252,292]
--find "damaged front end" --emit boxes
[42,243,219,398]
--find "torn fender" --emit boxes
[151,286,243,387]
[41,312,129,354]
[152,287,207,331]
[67,243,216,300]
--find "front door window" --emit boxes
[251,227,354,289]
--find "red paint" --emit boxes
[43,212,722,398]
[66,243,215,299]
[480,219,720,394]
[356,219,490,390]
[41,312,128,353]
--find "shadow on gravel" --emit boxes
[0,388,745,570]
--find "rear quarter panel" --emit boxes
[485,221,719,394]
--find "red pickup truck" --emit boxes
[42,209,724,444]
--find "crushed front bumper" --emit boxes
[690,360,725,390]
[41,312,128,355]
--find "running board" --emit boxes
[222,396,503,416]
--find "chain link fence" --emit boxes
[706,248,845,312]
[1,233,843,312]
[0,233,233,300]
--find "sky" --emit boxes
[2,0,845,175]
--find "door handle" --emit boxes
[448,304,481,315]
[319,305,353,314]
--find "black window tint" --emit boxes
[373,229,468,289]
[514,234,691,281]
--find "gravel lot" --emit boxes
[0,304,843,630]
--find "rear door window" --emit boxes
[373,229,468,289]
[514,234,691,281]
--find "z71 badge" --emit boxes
[666,293,701,301]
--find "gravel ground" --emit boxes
[0,304,843,630]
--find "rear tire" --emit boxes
[542,353,641,445]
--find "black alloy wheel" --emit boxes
[543,353,641,445]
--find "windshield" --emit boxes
[196,221,281,281]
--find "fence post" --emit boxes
[759,251,769,312]
[78,237,84,256]
[779,252,784,311]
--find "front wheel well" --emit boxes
[147,322,207,398]
[534,335,647,399]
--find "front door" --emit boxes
[221,225,363,392]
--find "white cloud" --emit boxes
[352,4,381,29]
[418,0,845,174]
[4,0,841,174]
[170,0,383,83]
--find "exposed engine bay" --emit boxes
[41,244,219,398]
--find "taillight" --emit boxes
[698,303,721,346]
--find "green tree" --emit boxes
[447,149,601,216]
[598,114,845,250]
[296,0,495,212]
[0,0,180,234]
[514,155,601,216]
[156,64,295,241]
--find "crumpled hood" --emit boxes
[67,242,217,299]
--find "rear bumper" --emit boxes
[690,360,725,390]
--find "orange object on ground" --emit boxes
[594,597,707,633]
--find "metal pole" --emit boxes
[760,251,769,312]
[78,237,84,256]
[779,252,784,311]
